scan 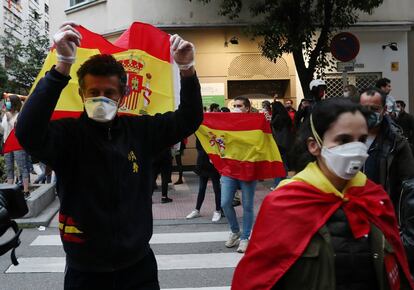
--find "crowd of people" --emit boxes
[2,21,414,289]
[0,94,56,199]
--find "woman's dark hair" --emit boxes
[8,95,22,112]
[234,96,251,109]
[77,54,127,95]
[291,97,369,172]
[221,107,230,112]
[262,100,271,111]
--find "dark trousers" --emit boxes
[175,154,183,179]
[64,249,160,290]
[196,175,221,211]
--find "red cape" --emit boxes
[232,180,414,290]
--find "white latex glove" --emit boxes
[170,34,195,70]
[53,22,82,64]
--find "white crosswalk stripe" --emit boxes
[6,230,239,289]
[6,253,241,273]
[30,231,230,246]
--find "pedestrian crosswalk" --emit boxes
[3,227,240,289]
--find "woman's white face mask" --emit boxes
[310,114,368,180]
[84,96,118,123]
[321,142,369,180]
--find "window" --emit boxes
[70,0,91,6]
[4,56,13,69]
[32,10,39,21]
[325,72,383,98]
[44,3,49,14]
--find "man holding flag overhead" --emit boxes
[15,22,202,289]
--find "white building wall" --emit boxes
[349,29,409,104]
[358,0,414,22]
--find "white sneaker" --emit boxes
[237,239,249,253]
[225,231,241,248]
[211,210,222,223]
[186,209,201,219]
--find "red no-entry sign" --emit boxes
[330,32,360,62]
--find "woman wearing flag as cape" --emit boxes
[232,98,414,290]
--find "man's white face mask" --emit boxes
[84,96,118,123]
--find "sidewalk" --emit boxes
[152,172,273,222]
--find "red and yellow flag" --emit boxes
[3,22,179,153]
[195,113,286,181]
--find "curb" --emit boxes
[15,199,60,228]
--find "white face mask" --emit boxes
[310,114,368,180]
[232,108,243,113]
[84,96,118,123]
[343,91,350,98]
[321,142,368,180]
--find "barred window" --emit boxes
[325,72,382,98]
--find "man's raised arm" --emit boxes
[15,23,81,167]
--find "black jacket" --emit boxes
[195,138,219,179]
[15,67,203,271]
[364,116,414,207]
[396,111,414,148]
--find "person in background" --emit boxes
[343,84,359,100]
[173,139,187,185]
[396,100,414,152]
[270,101,293,189]
[0,94,30,198]
[221,107,230,112]
[261,100,272,121]
[221,96,258,253]
[186,136,222,222]
[232,97,414,289]
[376,77,396,118]
[284,99,296,125]
[209,103,220,112]
[152,148,173,203]
[359,89,414,207]
[294,99,311,130]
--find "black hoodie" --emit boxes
[15,67,203,271]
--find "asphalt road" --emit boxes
[0,216,245,289]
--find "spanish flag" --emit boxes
[195,113,285,181]
[3,22,179,153]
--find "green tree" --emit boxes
[193,0,383,96]
[0,19,49,95]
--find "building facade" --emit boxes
[48,0,414,165]
[0,0,50,40]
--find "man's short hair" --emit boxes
[360,88,387,107]
[234,96,251,109]
[375,78,391,89]
[8,94,22,112]
[77,54,127,95]
[209,103,220,112]
[396,100,406,108]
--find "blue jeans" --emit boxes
[220,176,257,240]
